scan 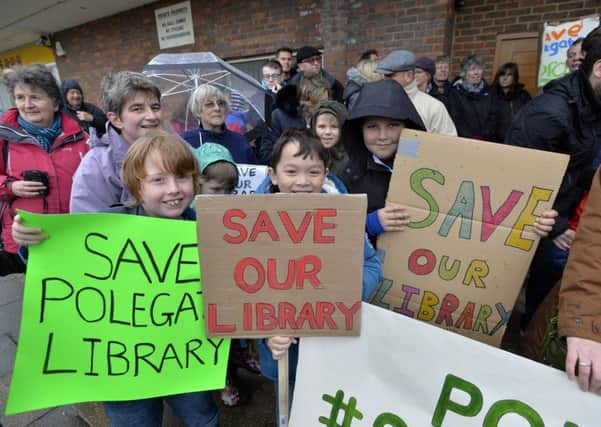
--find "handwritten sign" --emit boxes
[154,1,195,50]
[234,164,267,195]
[195,194,367,338]
[375,130,568,346]
[537,15,599,86]
[6,212,229,415]
[290,303,597,426]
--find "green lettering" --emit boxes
[432,374,483,426]
[409,168,444,229]
[373,412,408,427]
[483,399,543,427]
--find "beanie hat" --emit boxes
[415,57,436,76]
[194,143,238,177]
[310,100,348,130]
[296,46,321,63]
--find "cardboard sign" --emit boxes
[290,303,597,426]
[375,130,568,346]
[538,15,599,86]
[6,212,229,415]
[234,164,268,194]
[196,194,367,338]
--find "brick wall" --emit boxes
[55,0,452,106]
[451,0,601,81]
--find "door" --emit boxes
[494,33,539,96]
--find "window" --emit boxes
[228,54,275,83]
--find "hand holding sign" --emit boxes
[12,214,47,246]
[377,203,411,232]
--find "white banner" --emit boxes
[234,164,267,195]
[290,303,597,426]
[538,16,599,86]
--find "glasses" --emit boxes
[263,73,281,80]
[203,100,227,110]
[301,56,321,64]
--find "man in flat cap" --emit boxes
[288,45,344,102]
[377,49,457,136]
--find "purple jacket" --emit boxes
[70,125,131,213]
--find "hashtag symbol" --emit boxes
[318,389,364,427]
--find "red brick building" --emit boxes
[54,0,600,104]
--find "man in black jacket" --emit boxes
[288,46,344,103]
[506,27,601,326]
[61,79,107,136]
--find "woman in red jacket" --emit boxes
[0,64,89,275]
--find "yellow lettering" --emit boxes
[506,187,553,251]
[417,291,439,321]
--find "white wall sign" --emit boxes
[290,303,597,426]
[154,1,195,50]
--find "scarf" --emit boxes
[461,79,485,94]
[17,114,62,152]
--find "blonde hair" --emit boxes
[298,75,330,116]
[357,59,380,81]
[121,132,202,206]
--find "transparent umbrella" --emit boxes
[143,52,266,135]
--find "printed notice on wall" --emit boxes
[154,1,195,50]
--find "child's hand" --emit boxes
[553,229,575,250]
[533,209,558,238]
[377,204,410,232]
[267,336,297,360]
[12,214,47,247]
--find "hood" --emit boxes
[88,123,119,148]
[310,100,348,130]
[194,142,238,175]
[61,79,84,109]
[0,110,35,144]
[342,79,425,160]
[0,108,86,144]
[346,67,370,85]
[275,85,300,117]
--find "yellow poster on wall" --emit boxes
[0,45,55,70]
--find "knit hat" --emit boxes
[375,50,416,74]
[194,143,238,177]
[415,57,436,76]
[296,46,321,63]
[310,100,348,130]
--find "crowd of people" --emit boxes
[1,25,600,425]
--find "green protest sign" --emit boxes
[6,211,229,415]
